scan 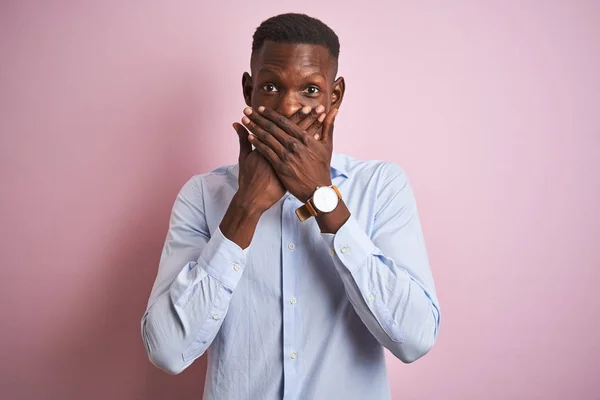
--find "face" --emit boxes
[243,41,345,117]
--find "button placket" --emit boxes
[281,196,299,395]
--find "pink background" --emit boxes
[1,1,599,399]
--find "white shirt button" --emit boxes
[341,246,350,254]
[368,295,375,302]
[329,249,335,256]
[288,243,295,250]
[233,263,241,271]
[290,352,297,359]
[212,313,220,320]
[290,297,297,305]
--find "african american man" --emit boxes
[142,13,440,400]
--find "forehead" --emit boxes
[251,41,334,78]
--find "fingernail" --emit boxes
[313,134,320,140]
[248,133,255,141]
[244,107,252,116]
[258,106,265,113]
[315,105,325,113]
[302,106,311,114]
[318,113,326,123]
[242,116,250,124]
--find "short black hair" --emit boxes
[252,13,340,61]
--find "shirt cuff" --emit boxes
[321,215,379,275]
[197,227,249,289]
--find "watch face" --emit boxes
[312,186,339,213]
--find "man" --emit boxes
[142,13,440,400]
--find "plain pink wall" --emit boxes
[1,1,599,399]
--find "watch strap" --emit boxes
[295,199,318,222]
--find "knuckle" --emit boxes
[287,140,298,153]
[275,114,287,125]
[278,118,293,131]
[264,120,275,132]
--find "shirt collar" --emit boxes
[330,152,349,179]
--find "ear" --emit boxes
[331,76,345,110]
[242,72,253,107]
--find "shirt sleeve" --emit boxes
[321,163,441,363]
[141,176,247,375]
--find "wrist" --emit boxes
[219,193,263,249]
[315,200,350,234]
[231,192,266,218]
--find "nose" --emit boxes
[275,92,302,118]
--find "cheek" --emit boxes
[250,92,277,108]
[304,93,330,109]
[307,98,326,108]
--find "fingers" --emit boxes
[233,122,252,163]
[298,105,325,131]
[241,112,286,161]
[288,105,312,125]
[307,111,327,140]
[244,107,302,153]
[320,108,339,145]
[256,106,307,143]
[244,119,281,167]
[240,105,329,151]
[256,106,326,142]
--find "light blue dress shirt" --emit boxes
[141,153,440,400]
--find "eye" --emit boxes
[262,83,278,92]
[302,86,321,95]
